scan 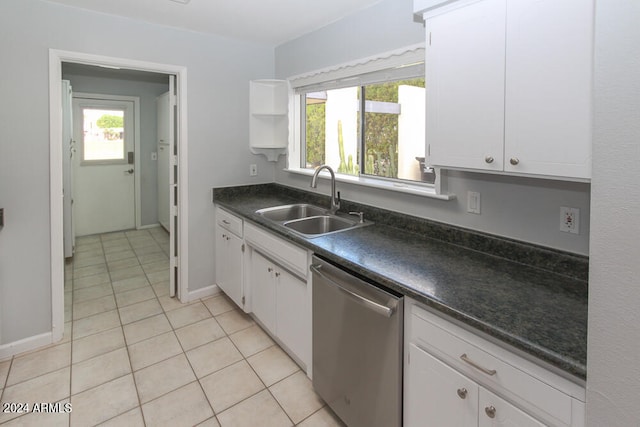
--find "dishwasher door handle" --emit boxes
[311,264,395,318]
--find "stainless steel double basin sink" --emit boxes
[255,204,372,238]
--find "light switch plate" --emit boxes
[467,191,481,214]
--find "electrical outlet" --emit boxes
[560,207,580,234]
[249,164,258,176]
[467,191,481,214]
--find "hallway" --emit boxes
[0,229,343,426]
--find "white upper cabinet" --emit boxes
[421,0,593,180]
[426,0,507,173]
[503,0,593,178]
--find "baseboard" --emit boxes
[184,284,221,303]
[0,332,54,360]
[138,223,162,230]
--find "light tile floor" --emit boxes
[0,229,344,427]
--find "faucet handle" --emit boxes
[348,211,364,223]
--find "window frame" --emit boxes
[286,44,452,199]
[75,98,135,166]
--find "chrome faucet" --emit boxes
[310,165,341,214]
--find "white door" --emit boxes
[72,96,136,236]
[62,80,75,257]
[157,91,170,231]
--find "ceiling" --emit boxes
[45,0,384,45]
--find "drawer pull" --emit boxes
[456,388,468,399]
[222,219,231,225]
[460,353,497,376]
[485,405,496,418]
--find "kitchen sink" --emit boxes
[284,215,356,236]
[256,204,328,222]
[255,204,372,238]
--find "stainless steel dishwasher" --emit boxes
[311,255,403,427]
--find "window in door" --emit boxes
[81,108,126,162]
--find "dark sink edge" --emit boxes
[213,183,588,281]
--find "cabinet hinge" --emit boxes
[241,243,245,253]
[429,32,432,46]
[428,144,431,157]
[242,295,245,305]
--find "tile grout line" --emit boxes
[115,233,149,426]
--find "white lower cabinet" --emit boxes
[406,343,478,426]
[479,388,544,427]
[245,223,312,373]
[250,251,277,332]
[404,298,585,427]
[407,343,544,426]
[215,207,245,311]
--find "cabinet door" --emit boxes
[276,268,309,366]
[479,388,545,427]
[405,343,478,427]
[504,0,593,179]
[215,226,244,309]
[250,251,276,334]
[426,0,506,172]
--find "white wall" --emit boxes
[0,0,275,345]
[587,1,640,425]
[62,70,169,227]
[274,0,591,255]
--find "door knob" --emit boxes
[485,406,496,419]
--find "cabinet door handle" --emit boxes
[456,388,468,399]
[268,267,273,273]
[485,405,496,419]
[275,272,280,277]
[460,353,497,376]
[485,156,494,164]
[510,157,520,165]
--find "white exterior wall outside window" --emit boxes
[398,85,426,181]
[324,87,358,172]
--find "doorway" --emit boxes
[49,50,189,343]
[72,95,137,236]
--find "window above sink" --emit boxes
[284,44,455,201]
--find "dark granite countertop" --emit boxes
[213,183,588,381]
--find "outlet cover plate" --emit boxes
[560,207,580,234]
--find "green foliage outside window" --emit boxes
[305,78,424,179]
[96,114,124,129]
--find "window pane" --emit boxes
[82,108,125,161]
[363,78,426,181]
[305,88,360,177]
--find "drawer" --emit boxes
[244,222,308,279]
[216,207,243,237]
[409,304,583,426]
